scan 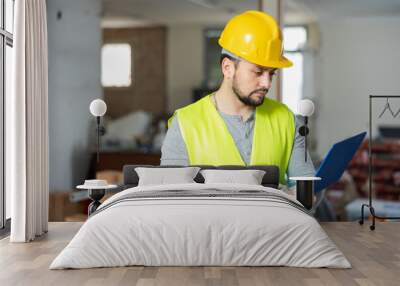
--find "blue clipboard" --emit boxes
[314,131,367,193]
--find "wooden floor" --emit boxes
[0,222,399,286]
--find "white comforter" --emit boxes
[50,183,351,269]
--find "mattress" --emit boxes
[50,183,351,269]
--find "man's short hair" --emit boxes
[219,53,238,65]
[220,49,240,66]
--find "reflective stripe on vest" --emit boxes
[168,94,295,185]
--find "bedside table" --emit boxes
[289,176,321,210]
[77,180,117,216]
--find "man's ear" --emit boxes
[221,57,236,80]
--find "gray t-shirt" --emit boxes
[160,109,315,187]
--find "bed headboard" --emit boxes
[122,165,280,189]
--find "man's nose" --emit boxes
[259,72,273,89]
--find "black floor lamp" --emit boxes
[89,99,107,163]
[297,99,315,162]
[289,99,321,210]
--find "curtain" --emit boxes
[7,0,49,242]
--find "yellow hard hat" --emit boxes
[218,10,292,68]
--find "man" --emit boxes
[161,10,315,189]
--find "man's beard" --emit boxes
[232,77,268,107]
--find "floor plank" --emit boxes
[0,222,399,286]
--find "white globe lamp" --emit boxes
[298,99,315,117]
[90,99,107,117]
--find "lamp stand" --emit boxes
[298,116,309,162]
[95,116,106,163]
[96,116,100,163]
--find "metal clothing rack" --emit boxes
[359,95,400,230]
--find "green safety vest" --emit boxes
[168,94,295,184]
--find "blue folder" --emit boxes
[314,131,367,193]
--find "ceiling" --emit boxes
[101,0,315,27]
[101,0,400,28]
[294,0,400,19]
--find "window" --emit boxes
[1,0,14,231]
[101,43,132,87]
[282,26,307,113]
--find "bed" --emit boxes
[50,165,351,269]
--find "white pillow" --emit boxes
[135,167,201,186]
[200,169,266,185]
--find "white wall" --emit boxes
[315,17,400,156]
[167,24,204,113]
[47,0,102,191]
